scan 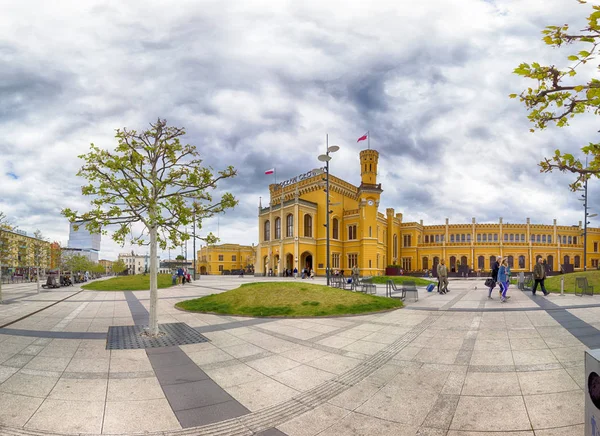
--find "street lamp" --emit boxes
[577,163,595,271]
[318,135,339,287]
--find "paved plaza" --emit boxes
[0,276,598,435]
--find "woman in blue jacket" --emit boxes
[497,258,510,302]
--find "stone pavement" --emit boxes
[0,276,596,435]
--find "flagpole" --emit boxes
[368,131,370,150]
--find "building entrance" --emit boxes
[300,252,313,271]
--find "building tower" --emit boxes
[358,149,383,274]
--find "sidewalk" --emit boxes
[0,277,592,435]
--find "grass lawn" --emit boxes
[545,270,600,294]
[175,282,403,317]
[82,274,174,291]
[371,275,433,286]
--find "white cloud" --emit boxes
[0,0,597,261]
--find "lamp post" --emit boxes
[318,135,339,286]
[577,166,596,271]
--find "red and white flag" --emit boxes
[264,168,275,175]
[357,133,368,142]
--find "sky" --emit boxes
[0,0,598,261]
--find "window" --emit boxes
[592,259,599,268]
[531,234,535,242]
[286,214,294,237]
[332,253,340,269]
[574,236,578,244]
[575,255,581,268]
[402,257,411,271]
[563,235,567,244]
[332,218,339,239]
[393,234,398,258]
[489,255,496,269]
[568,236,572,244]
[348,225,357,240]
[450,234,455,242]
[494,234,498,242]
[478,256,485,269]
[461,234,466,242]
[441,234,445,242]
[304,214,312,237]
[542,235,546,243]
[507,255,514,268]
[520,234,525,242]
[274,217,281,239]
[403,235,412,247]
[348,253,358,268]
[218,265,224,272]
[519,255,526,268]
[548,235,552,243]
[477,234,481,242]
[264,220,270,241]
[483,234,487,242]
[232,255,236,261]
[425,235,429,243]
[537,234,541,243]
[369,226,372,237]
[510,234,515,242]
[436,235,440,243]
[504,234,509,241]
[369,259,372,268]
[595,242,598,252]
[218,255,224,261]
[467,234,471,242]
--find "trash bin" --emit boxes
[585,349,600,435]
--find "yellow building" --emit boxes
[0,229,52,273]
[256,148,600,276]
[196,244,256,275]
[99,259,113,274]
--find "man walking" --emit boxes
[488,257,500,299]
[352,265,359,284]
[532,257,549,296]
[437,259,449,294]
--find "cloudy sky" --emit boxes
[0,0,597,261]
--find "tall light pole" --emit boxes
[577,157,596,271]
[318,135,339,286]
[193,212,197,280]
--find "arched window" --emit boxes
[537,234,541,243]
[548,235,552,244]
[489,255,496,269]
[483,234,487,242]
[518,255,525,268]
[477,234,481,242]
[304,214,312,238]
[286,214,294,237]
[510,234,514,242]
[450,234,455,242]
[450,256,457,271]
[461,255,468,266]
[478,256,485,269]
[574,236,578,244]
[575,255,581,268]
[264,220,270,241]
[504,234,509,241]
[547,255,554,271]
[542,235,546,243]
[422,257,429,270]
[332,218,339,239]
[507,255,514,268]
[393,234,398,259]
[274,217,281,239]
[461,234,466,242]
[568,236,572,244]
[521,234,525,242]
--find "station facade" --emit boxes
[256,148,600,276]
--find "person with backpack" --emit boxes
[488,257,500,299]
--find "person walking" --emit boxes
[498,258,510,302]
[532,257,549,296]
[177,267,184,286]
[488,257,500,299]
[351,265,359,284]
[293,267,298,279]
[310,268,315,279]
[437,259,449,294]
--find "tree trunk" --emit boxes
[0,258,3,304]
[37,265,40,293]
[148,226,159,335]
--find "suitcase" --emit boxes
[426,283,435,293]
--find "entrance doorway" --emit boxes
[286,253,293,272]
[300,252,313,272]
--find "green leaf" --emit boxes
[568,55,580,61]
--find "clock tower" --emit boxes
[358,149,383,274]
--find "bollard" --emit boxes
[561,276,564,296]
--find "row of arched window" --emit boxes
[263,215,349,241]
[423,254,581,270]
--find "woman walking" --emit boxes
[498,258,510,302]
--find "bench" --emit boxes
[575,276,594,297]
[523,275,534,291]
[357,277,377,295]
[402,281,419,302]
[385,280,418,302]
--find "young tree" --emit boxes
[511,1,600,189]
[112,259,127,275]
[30,230,48,293]
[63,119,237,335]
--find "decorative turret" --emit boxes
[360,149,379,186]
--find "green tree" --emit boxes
[63,119,237,334]
[112,259,127,275]
[31,230,48,293]
[511,1,600,189]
